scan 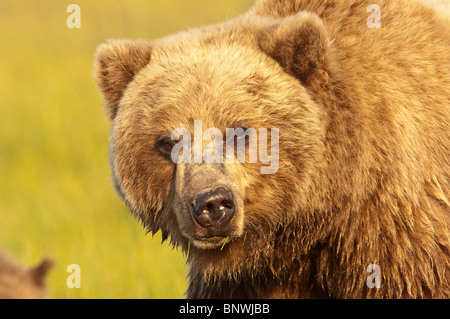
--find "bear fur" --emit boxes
[94,0,450,298]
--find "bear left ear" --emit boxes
[258,12,330,85]
[94,39,152,120]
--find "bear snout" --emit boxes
[190,186,236,228]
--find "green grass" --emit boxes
[0,0,253,298]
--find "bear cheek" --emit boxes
[110,132,170,220]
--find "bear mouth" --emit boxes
[191,235,231,249]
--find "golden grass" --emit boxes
[0,0,253,298]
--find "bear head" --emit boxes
[94,12,336,261]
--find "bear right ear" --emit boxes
[29,257,53,287]
[94,39,152,120]
[257,12,330,87]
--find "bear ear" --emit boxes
[94,39,152,120]
[29,257,53,287]
[257,12,330,86]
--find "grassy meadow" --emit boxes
[0,0,253,298]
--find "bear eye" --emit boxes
[233,127,250,147]
[225,126,254,162]
[156,136,175,159]
[234,127,249,139]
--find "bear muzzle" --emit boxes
[190,186,236,228]
[173,162,244,248]
[186,185,242,249]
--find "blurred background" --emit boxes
[0,0,253,298]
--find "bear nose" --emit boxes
[191,187,235,228]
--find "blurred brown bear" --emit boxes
[0,252,53,299]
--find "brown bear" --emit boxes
[94,0,450,298]
[0,252,53,299]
